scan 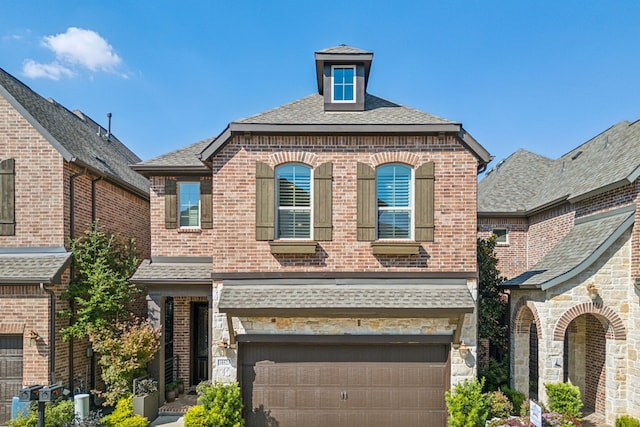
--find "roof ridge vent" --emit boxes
[571,150,583,160]
[604,135,609,148]
[561,160,566,173]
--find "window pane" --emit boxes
[276,164,312,239]
[343,67,354,82]
[377,165,410,207]
[334,68,344,82]
[278,210,311,239]
[343,84,354,101]
[179,182,200,227]
[378,211,410,239]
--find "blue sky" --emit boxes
[2,1,640,174]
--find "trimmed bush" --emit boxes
[8,399,75,427]
[102,396,149,427]
[445,378,489,427]
[500,386,525,416]
[184,405,211,427]
[544,382,582,418]
[487,391,513,419]
[617,415,640,427]
[195,381,244,427]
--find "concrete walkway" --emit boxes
[150,414,184,426]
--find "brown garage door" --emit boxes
[240,341,450,427]
[0,336,23,424]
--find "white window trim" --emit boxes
[178,181,201,229]
[493,228,509,245]
[275,164,314,240]
[375,164,414,241]
[331,65,356,104]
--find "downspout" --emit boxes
[69,168,87,394]
[89,176,102,390]
[40,283,56,384]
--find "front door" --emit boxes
[191,303,209,385]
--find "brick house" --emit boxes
[0,68,150,422]
[132,45,491,426]
[478,121,640,424]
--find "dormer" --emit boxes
[314,45,373,112]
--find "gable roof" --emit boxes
[198,93,492,166]
[132,137,212,175]
[315,45,373,55]
[503,205,635,290]
[479,120,640,214]
[0,68,148,197]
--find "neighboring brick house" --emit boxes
[0,68,150,422]
[478,121,640,424]
[132,45,491,427]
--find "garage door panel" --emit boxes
[0,335,23,425]
[241,342,450,427]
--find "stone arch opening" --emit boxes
[511,299,542,398]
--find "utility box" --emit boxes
[18,385,43,402]
[11,396,30,419]
[39,385,64,402]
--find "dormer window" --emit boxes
[332,65,355,103]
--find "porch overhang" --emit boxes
[0,247,71,284]
[131,257,212,287]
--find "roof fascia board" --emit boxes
[235,334,453,344]
[574,203,636,225]
[0,84,75,162]
[151,256,213,263]
[626,165,640,184]
[314,53,374,62]
[540,211,635,290]
[223,278,468,286]
[477,211,528,218]
[199,127,231,160]
[0,253,72,285]
[130,278,212,286]
[458,128,493,166]
[212,271,477,280]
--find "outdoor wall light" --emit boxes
[27,330,39,346]
[586,283,599,302]
[458,341,470,359]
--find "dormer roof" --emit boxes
[314,44,373,95]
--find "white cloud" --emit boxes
[22,27,123,79]
[22,60,74,80]
[42,27,121,72]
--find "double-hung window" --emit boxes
[332,65,355,103]
[376,164,412,239]
[276,164,312,239]
[178,181,200,228]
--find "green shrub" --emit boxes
[487,391,513,419]
[544,382,582,418]
[196,382,244,427]
[519,398,547,417]
[445,378,489,427]
[184,405,211,427]
[8,399,75,427]
[102,396,149,427]
[500,386,525,415]
[617,415,640,427]
[479,358,509,391]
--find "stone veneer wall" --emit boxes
[510,229,632,425]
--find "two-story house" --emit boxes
[478,121,640,424]
[133,45,491,427]
[0,68,150,423]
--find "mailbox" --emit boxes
[18,385,43,402]
[39,385,64,402]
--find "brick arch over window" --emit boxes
[270,152,319,168]
[553,303,626,341]
[370,152,420,168]
[512,297,542,339]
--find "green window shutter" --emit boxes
[255,161,275,240]
[357,162,376,241]
[0,159,15,235]
[314,162,333,241]
[200,177,213,229]
[415,161,435,242]
[164,178,178,229]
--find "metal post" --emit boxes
[37,401,45,427]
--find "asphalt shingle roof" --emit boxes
[133,138,212,169]
[219,283,474,311]
[479,120,640,213]
[0,249,71,284]
[236,93,455,126]
[503,207,635,289]
[131,258,212,284]
[0,68,148,195]
[315,45,373,55]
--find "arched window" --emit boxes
[276,164,312,239]
[376,164,412,239]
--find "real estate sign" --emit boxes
[530,400,542,427]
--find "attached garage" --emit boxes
[239,336,450,427]
[0,335,23,425]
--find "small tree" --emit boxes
[445,378,489,427]
[477,236,508,389]
[60,222,140,340]
[90,318,160,406]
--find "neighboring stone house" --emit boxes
[132,45,491,427]
[0,68,150,422]
[478,121,640,424]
